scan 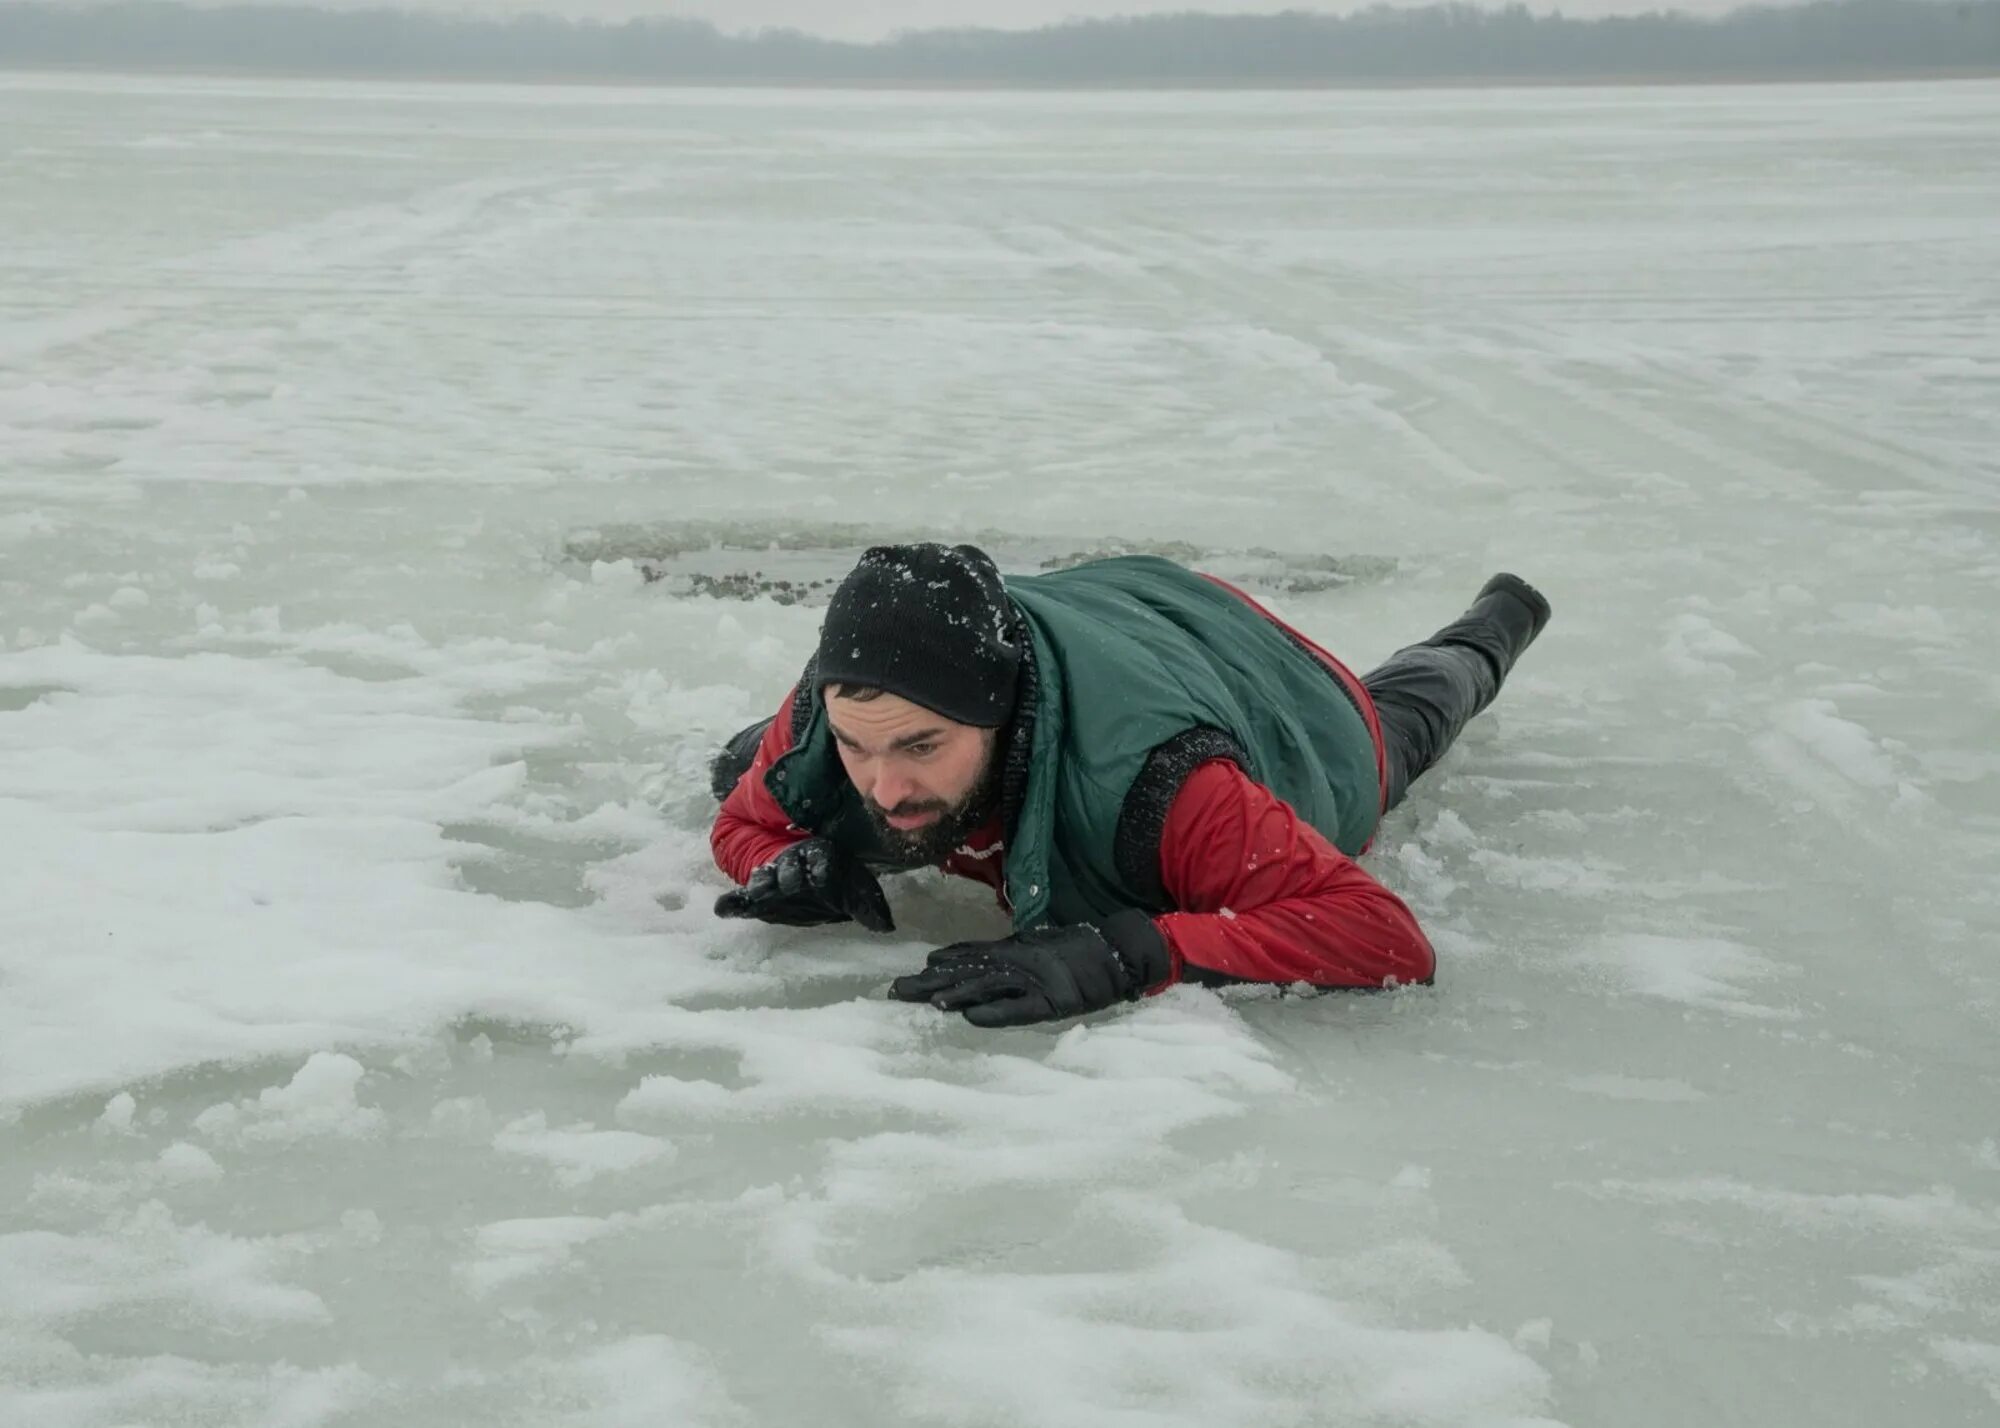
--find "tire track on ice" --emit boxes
[2,170,612,482]
[1101,211,1836,507]
[1,171,583,370]
[1021,194,1976,511]
[974,201,1514,500]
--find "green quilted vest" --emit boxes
[766,556,1380,932]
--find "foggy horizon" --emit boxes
[4,0,1996,84]
[200,0,1765,43]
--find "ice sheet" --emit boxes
[2,71,1997,1428]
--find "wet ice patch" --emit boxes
[492,1112,673,1187]
[1578,934,1800,1020]
[460,1214,621,1297]
[551,1334,743,1428]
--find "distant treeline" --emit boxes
[2,0,1997,84]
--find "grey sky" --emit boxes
[298,1,1760,42]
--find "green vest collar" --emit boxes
[1000,618,1059,929]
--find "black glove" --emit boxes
[713,838,894,933]
[889,911,1171,1028]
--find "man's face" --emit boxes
[826,688,1000,862]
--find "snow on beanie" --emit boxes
[813,543,1021,728]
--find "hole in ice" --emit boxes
[1,1048,403,1146]
[448,1014,577,1051]
[442,821,631,909]
[449,851,599,908]
[559,520,1397,605]
[299,651,423,684]
[0,684,75,712]
[614,1046,748,1095]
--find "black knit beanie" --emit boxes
[813,543,1021,728]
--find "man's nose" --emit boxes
[871,767,916,811]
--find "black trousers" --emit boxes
[1362,605,1511,815]
[711,611,1515,815]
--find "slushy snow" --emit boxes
[2,71,1997,1428]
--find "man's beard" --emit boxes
[863,754,1003,866]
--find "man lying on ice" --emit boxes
[707,543,1549,1028]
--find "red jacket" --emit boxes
[711,588,1435,992]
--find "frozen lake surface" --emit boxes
[2,72,1998,1427]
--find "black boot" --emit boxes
[1481,572,1551,648]
[1435,572,1552,689]
[1361,574,1551,813]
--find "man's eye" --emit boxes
[907,744,936,757]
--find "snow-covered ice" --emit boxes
[2,72,1998,1427]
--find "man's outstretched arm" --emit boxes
[884,758,1430,1026]
[1152,758,1436,990]
[710,691,809,884]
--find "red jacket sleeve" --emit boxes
[710,691,812,884]
[1151,759,1435,990]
